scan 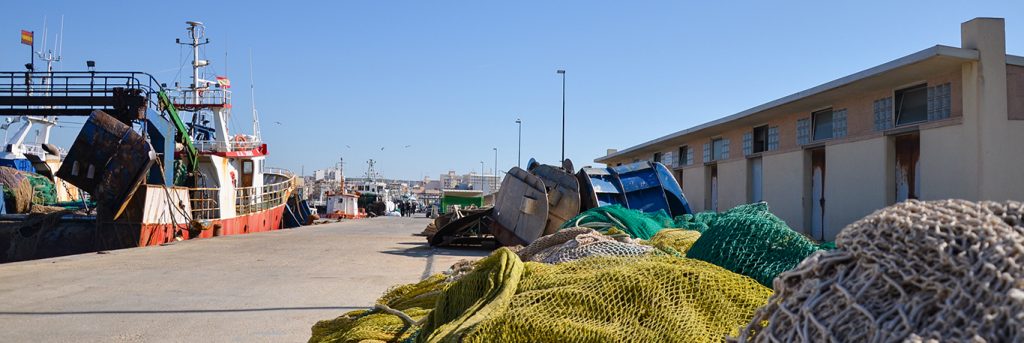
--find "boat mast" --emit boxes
[187,21,204,107]
[249,49,261,141]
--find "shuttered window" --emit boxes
[874,96,894,131]
[832,109,848,138]
[767,126,779,151]
[797,118,811,145]
[927,83,951,121]
[702,143,711,163]
[742,132,753,156]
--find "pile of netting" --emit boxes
[683,202,830,288]
[514,227,654,264]
[0,166,56,213]
[310,273,447,342]
[559,205,677,239]
[311,228,772,343]
[735,200,1024,342]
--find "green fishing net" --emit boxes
[683,202,828,288]
[559,205,676,240]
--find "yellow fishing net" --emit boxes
[646,228,702,255]
[446,250,772,343]
[313,233,770,343]
[310,274,448,343]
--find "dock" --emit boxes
[0,216,487,342]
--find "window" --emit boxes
[711,138,726,161]
[678,146,689,166]
[653,152,662,163]
[753,125,768,153]
[896,84,928,125]
[812,109,833,141]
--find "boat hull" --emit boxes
[193,205,286,239]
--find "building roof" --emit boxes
[595,45,983,163]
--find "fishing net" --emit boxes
[516,227,654,264]
[310,268,464,343]
[24,172,56,206]
[560,205,676,240]
[646,228,702,255]
[416,248,771,343]
[312,246,772,343]
[0,167,57,213]
[684,202,827,288]
[734,199,1024,342]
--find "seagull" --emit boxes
[346,145,351,149]
[380,147,385,151]
[274,121,283,125]
[404,145,412,148]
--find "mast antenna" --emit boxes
[249,49,261,141]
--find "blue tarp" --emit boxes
[0,159,36,173]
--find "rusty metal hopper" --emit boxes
[531,164,581,236]
[490,167,548,246]
[56,110,155,217]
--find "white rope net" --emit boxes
[735,199,1024,342]
[516,227,654,264]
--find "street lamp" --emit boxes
[480,161,484,192]
[556,69,566,162]
[515,118,522,168]
[493,147,498,193]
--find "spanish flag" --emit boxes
[216,76,231,88]
[20,30,32,46]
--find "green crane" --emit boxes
[157,90,198,173]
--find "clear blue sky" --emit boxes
[1,1,1021,180]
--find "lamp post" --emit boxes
[515,118,522,168]
[493,147,498,193]
[556,69,566,162]
[480,161,484,192]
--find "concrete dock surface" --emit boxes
[0,216,490,342]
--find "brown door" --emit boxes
[810,148,825,240]
[241,160,254,187]
[894,133,920,202]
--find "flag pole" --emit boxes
[30,31,34,72]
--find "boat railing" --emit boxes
[192,139,263,153]
[166,88,231,110]
[16,143,46,156]
[0,71,165,116]
[235,176,294,216]
[189,187,221,220]
[264,167,294,177]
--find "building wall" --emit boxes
[599,19,1023,240]
[918,122,974,200]
[762,150,806,232]
[1009,65,1024,120]
[716,159,747,211]
[962,19,1024,201]
[680,166,706,213]
[823,137,889,240]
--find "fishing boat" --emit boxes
[0,21,298,262]
[163,21,294,238]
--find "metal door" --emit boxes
[709,165,718,212]
[750,157,763,203]
[810,149,825,240]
